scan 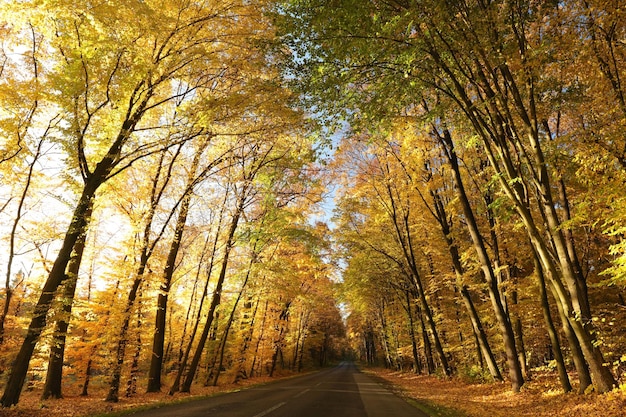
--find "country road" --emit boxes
[125,362,430,417]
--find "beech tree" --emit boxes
[278,0,622,393]
[1,0,296,406]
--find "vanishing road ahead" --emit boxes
[126,362,430,417]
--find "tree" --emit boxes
[2,0,280,406]
[277,0,619,393]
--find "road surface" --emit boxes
[125,362,430,417]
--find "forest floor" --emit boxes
[1,368,625,416]
[367,367,626,417]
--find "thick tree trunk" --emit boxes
[469,53,616,392]
[42,213,90,400]
[1,180,100,407]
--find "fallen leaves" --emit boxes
[366,368,626,417]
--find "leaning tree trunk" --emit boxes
[439,130,524,392]
[381,177,451,376]
[249,299,269,378]
[459,285,503,381]
[146,141,209,392]
[209,262,252,387]
[0,134,45,345]
[415,300,434,375]
[233,296,261,383]
[179,202,244,393]
[429,187,503,382]
[105,148,179,403]
[169,189,229,394]
[42,206,91,399]
[531,244,572,393]
[269,302,291,377]
[1,177,103,407]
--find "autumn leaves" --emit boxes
[0,0,340,408]
[281,0,626,395]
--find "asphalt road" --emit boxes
[125,362,430,417]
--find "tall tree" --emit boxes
[277,0,619,392]
[1,0,248,405]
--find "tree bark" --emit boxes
[379,172,451,376]
[147,192,192,392]
[249,300,269,378]
[404,289,422,374]
[429,185,503,382]
[440,129,524,391]
[233,296,261,383]
[169,190,229,394]
[42,206,91,400]
[180,201,244,393]
[209,262,252,387]
[531,245,572,392]
[1,179,100,407]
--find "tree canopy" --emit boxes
[1,0,626,411]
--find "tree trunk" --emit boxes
[404,289,422,374]
[1,179,100,407]
[105,273,144,402]
[233,296,261,383]
[414,300,434,374]
[180,202,243,393]
[105,150,178,402]
[381,176,451,376]
[459,286,503,382]
[147,192,192,392]
[377,300,395,369]
[249,300,269,378]
[209,264,252,387]
[430,187,502,382]
[126,302,143,397]
[0,134,45,345]
[531,245,572,392]
[42,210,90,400]
[169,191,229,394]
[269,302,291,377]
[440,130,524,391]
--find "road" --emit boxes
[125,362,430,417]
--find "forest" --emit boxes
[1,0,626,415]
